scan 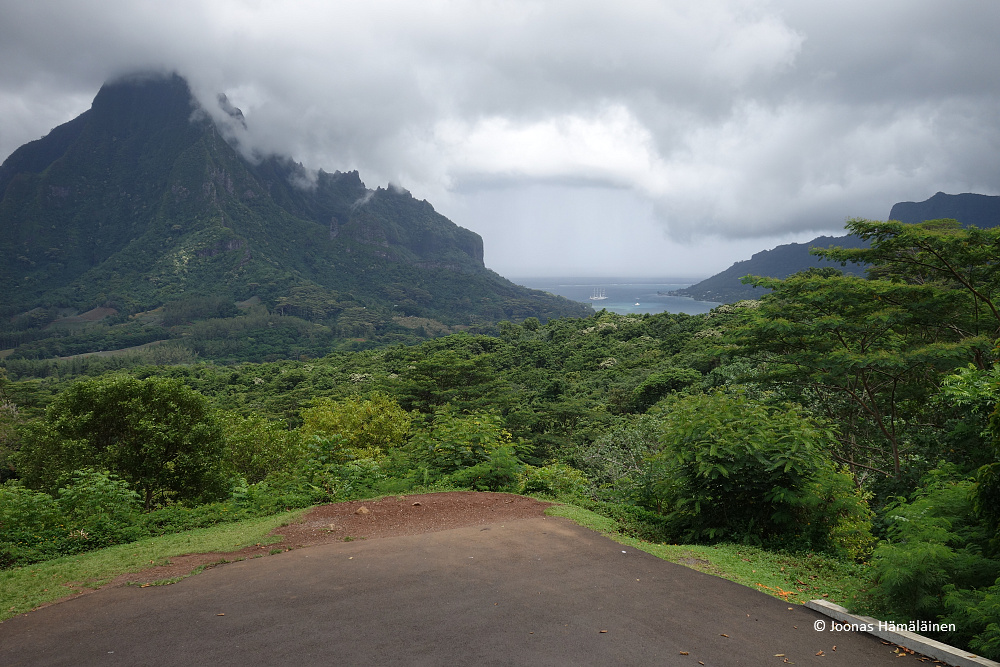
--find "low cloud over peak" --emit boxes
[2,0,998,277]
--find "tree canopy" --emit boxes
[16,376,227,509]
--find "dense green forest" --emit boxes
[2,219,1000,658]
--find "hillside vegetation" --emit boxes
[2,219,1000,658]
[0,73,589,361]
[671,191,1000,302]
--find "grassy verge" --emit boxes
[0,508,308,622]
[545,502,877,613]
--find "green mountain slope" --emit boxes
[0,73,589,360]
[888,191,1000,227]
[667,235,870,303]
[672,192,1000,303]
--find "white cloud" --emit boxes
[425,105,662,186]
[1,0,999,276]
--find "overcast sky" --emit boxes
[2,1,999,279]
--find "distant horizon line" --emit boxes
[506,275,707,284]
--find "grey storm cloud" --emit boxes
[2,0,999,277]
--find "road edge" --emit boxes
[805,599,999,667]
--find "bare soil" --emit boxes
[109,492,551,588]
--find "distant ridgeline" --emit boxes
[669,192,1000,303]
[0,73,590,362]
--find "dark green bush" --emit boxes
[406,407,511,475]
[448,446,523,492]
[57,468,144,548]
[1,471,146,567]
[943,580,1000,660]
[15,375,228,509]
[630,367,701,412]
[569,496,676,543]
[646,392,874,554]
[0,482,71,568]
[872,471,1000,655]
[140,501,258,536]
[519,462,589,498]
[219,411,303,484]
[572,414,660,504]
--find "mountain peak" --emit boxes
[90,72,197,128]
[0,73,589,359]
[216,93,247,129]
[888,192,1000,227]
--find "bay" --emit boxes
[511,277,721,316]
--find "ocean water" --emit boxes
[512,277,720,316]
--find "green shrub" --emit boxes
[873,474,1000,617]
[943,579,1000,660]
[630,367,701,412]
[449,446,523,492]
[230,471,323,514]
[56,468,144,548]
[519,462,589,498]
[220,412,303,483]
[0,482,70,567]
[334,457,387,498]
[567,496,676,543]
[139,500,265,536]
[0,482,64,536]
[572,414,660,503]
[299,392,411,456]
[292,433,387,502]
[647,391,873,552]
[0,384,20,484]
[14,375,228,509]
[407,406,512,474]
[799,466,876,561]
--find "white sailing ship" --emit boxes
[589,288,608,300]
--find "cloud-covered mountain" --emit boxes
[0,73,589,361]
[3,3,999,277]
[888,192,1000,227]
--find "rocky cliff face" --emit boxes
[0,72,589,358]
[889,192,1000,228]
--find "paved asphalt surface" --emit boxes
[2,517,919,666]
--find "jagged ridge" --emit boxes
[0,73,590,360]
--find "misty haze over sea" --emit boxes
[512,278,720,316]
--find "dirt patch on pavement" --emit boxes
[106,492,551,588]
